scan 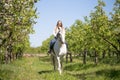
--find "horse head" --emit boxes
[56,28,65,44]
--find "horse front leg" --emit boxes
[51,55,56,71]
[53,56,56,71]
[60,56,64,71]
[57,56,62,74]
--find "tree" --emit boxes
[109,0,120,55]
[0,0,38,63]
[40,35,54,53]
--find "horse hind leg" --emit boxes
[52,55,56,71]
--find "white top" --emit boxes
[53,27,65,37]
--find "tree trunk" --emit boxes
[5,49,8,64]
[108,52,111,58]
[94,50,98,65]
[66,52,72,63]
[66,53,68,63]
[83,49,87,64]
[69,52,72,62]
[102,50,106,59]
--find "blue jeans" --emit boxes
[49,38,68,50]
[50,38,56,49]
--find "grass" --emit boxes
[0,58,43,80]
[0,56,120,80]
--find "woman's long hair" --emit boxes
[56,20,63,27]
[55,20,64,33]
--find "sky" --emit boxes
[29,0,115,47]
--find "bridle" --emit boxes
[56,29,65,44]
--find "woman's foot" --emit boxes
[48,50,51,54]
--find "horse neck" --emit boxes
[56,39,62,47]
[61,34,65,44]
[56,31,65,46]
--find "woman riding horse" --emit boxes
[48,20,67,74]
[48,20,66,53]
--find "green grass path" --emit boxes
[0,56,120,80]
[0,56,77,80]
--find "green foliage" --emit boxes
[28,35,54,54]
[0,0,38,62]
[25,47,41,54]
[90,0,109,53]
[39,35,54,53]
[65,0,120,56]
[66,20,90,53]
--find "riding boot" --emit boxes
[48,38,56,54]
[48,49,52,54]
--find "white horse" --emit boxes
[51,28,67,74]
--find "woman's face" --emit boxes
[58,21,62,27]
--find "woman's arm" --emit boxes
[53,26,57,37]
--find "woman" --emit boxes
[48,20,65,53]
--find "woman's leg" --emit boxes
[48,38,56,53]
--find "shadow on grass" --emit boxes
[0,69,13,80]
[39,56,50,62]
[68,69,120,80]
[64,63,96,71]
[38,70,53,74]
[100,57,120,65]
[71,73,95,80]
[96,69,120,79]
[0,78,3,80]
[64,62,120,80]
